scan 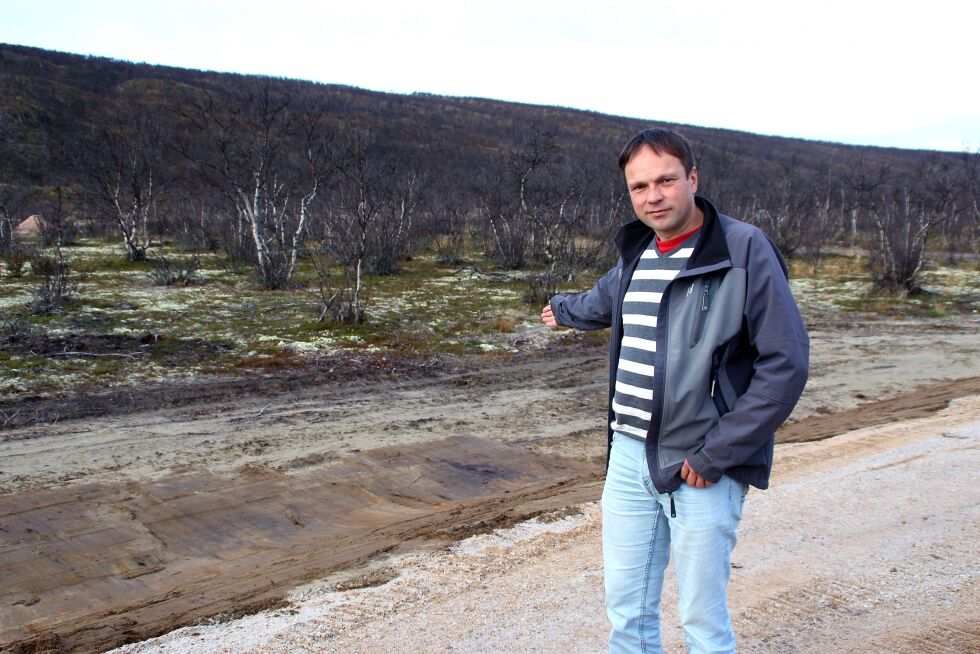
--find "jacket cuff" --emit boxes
[549,297,563,326]
[688,446,724,483]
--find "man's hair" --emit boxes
[618,128,696,175]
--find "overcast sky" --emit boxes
[2,0,977,152]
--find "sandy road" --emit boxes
[109,395,980,654]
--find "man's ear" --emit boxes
[689,167,699,193]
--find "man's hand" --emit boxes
[680,458,714,488]
[541,303,558,328]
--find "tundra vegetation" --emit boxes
[0,44,978,406]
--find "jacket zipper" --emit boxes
[649,282,672,496]
[690,278,711,346]
[710,350,731,416]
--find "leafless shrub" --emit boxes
[147,254,201,286]
[308,247,364,324]
[434,232,467,266]
[3,248,29,277]
[523,272,559,306]
[29,249,79,314]
[429,190,470,267]
[0,311,38,345]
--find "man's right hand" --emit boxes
[540,303,558,328]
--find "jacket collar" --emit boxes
[614,196,730,269]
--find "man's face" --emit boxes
[624,145,700,240]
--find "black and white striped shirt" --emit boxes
[610,233,698,441]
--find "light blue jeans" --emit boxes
[602,433,748,654]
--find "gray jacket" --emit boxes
[550,196,809,493]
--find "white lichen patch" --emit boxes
[76,269,150,278]
[283,338,339,354]
[60,242,127,258]
[790,277,868,312]
[0,294,33,310]
[919,266,980,297]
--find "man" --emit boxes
[541,128,808,653]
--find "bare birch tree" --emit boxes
[843,160,890,248]
[366,152,426,274]
[534,165,624,274]
[307,127,386,323]
[744,157,817,257]
[85,102,164,261]
[867,161,954,294]
[177,82,330,288]
[936,149,980,262]
[477,127,559,270]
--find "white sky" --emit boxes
[1,0,977,152]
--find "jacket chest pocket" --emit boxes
[689,276,716,347]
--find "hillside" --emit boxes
[0,42,955,196]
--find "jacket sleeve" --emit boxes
[548,260,620,330]
[689,233,809,482]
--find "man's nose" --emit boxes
[645,185,664,204]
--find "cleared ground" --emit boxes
[105,395,980,654]
[2,307,979,652]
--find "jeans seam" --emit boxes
[727,477,733,531]
[637,502,660,654]
[729,477,737,532]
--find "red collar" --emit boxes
[656,225,702,254]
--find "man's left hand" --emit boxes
[680,459,714,488]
